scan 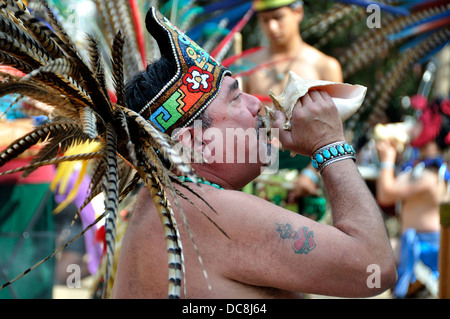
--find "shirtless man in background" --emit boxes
[376,96,449,298]
[243,0,343,99]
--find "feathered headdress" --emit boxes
[0,1,225,299]
[410,95,450,150]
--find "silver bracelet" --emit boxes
[311,141,356,173]
[379,161,395,170]
[300,167,319,184]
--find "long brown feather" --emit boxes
[24,124,91,176]
[0,1,65,60]
[0,50,33,73]
[347,27,450,134]
[35,0,78,57]
[86,34,108,97]
[23,57,81,82]
[136,163,183,299]
[0,120,83,166]
[0,13,50,65]
[111,31,126,107]
[113,0,143,76]
[81,106,98,139]
[101,122,119,298]
[0,80,71,108]
[31,0,115,121]
[0,30,43,68]
[0,151,102,177]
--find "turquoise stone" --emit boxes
[344,144,351,152]
[330,147,338,156]
[312,160,318,169]
[178,176,224,189]
[323,149,331,159]
[316,154,324,164]
[337,145,345,154]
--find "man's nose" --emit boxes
[246,93,262,117]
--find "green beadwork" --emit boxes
[178,176,224,189]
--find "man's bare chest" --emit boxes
[247,59,321,96]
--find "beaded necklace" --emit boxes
[401,155,450,181]
[178,176,224,189]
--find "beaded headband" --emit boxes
[140,7,231,135]
[253,0,303,12]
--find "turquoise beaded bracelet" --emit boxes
[311,141,356,173]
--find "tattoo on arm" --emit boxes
[276,223,316,254]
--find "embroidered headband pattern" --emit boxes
[253,0,303,12]
[141,7,231,135]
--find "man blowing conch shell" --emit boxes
[112,7,396,299]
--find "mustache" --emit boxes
[255,115,264,133]
[255,114,272,156]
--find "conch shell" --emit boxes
[373,121,413,152]
[267,71,367,130]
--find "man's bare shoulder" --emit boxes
[208,186,281,207]
[181,184,279,212]
[299,44,342,81]
[177,184,293,230]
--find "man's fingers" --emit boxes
[300,91,313,105]
[273,110,295,148]
[318,90,331,101]
[304,90,332,104]
[273,110,286,128]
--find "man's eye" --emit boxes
[233,94,241,101]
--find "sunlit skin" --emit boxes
[112,77,396,299]
[243,5,343,98]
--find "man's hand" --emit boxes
[273,91,345,156]
[375,139,397,164]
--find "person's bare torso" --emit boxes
[398,169,443,233]
[243,45,338,98]
[112,186,303,299]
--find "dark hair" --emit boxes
[435,97,450,151]
[125,54,212,129]
[125,54,176,114]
